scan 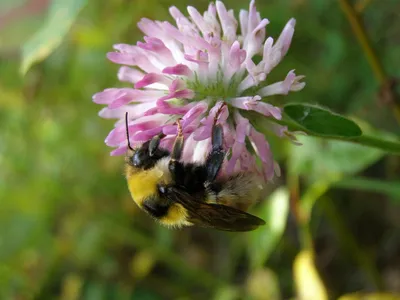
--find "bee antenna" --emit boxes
[125,112,134,151]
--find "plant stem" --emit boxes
[338,0,400,124]
[338,135,400,153]
[272,117,400,154]
[287,169,313,250]
[338,0,385,84]
[355,0,372,12]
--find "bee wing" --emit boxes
[167,187,265,232]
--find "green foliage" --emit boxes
[247,188,290,269]
[20,0,88,74]
[288,135,384,181]
[284,104,362,137]
[1,0,400,299]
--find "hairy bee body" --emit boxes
[124,110,266,231]
[126,156,191,227]
[125,148,266,231]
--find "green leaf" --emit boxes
[20,0,87,75]
[247,187,290,269]
[289,136,384,181]
[284,104,362,137]
[0,14,44,52]
[334,177,400,204]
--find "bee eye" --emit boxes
[132,150,145,167]
[158,184,167,195]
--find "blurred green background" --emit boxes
[1,0,400,299]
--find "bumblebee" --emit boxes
[124,108,266,232]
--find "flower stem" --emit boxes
[287,169,313,249]
[347,135,400,153]
[338,0,400,125]
[355,0,372,13]
[338,0,385,84]
[262,116,400,155]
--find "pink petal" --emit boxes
[107,52,136,66]
[137,36,176,65]
[106,120,161,146]
[226,142,245,174]
[230,96,259,110]
[181,134,198,162]
[162,64,193,77]
[187,6,209,36]
[108,90,163,109]
[253,102,282,119]
[228,41,246,70]
[135,73,171,88]
[139,37,168,53]
[137,18,163,38]
[225,113,250,174]
[108,46,160,73]
[181,101,208,127]
[184,51,209,64]
[93,88,160,108]
[111,146,128,156]
[169,6,196,33]
[169,79,186,92]
[249,127,274,180]
[230,96,281,119]
[238,149,257,172]
[193,125,211,141]
[159,136,175,151]
[93,88,121,105]
[117,67,144,83]
[156,101,194,115]
[246,0,258,35]
[245,18,269,60]
[131,126,165,141]
[163,102,207,136]
[158,89,195,102]
[192,139,211,163]
[98,102,155,119]
[239,9,249,37]
[276,18,296,58]
[215,1,237,41]
[106,115,169,146]
[257,70,305,97]
[200,102,229,127]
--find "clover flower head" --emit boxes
[93,0,305,181]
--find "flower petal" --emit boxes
[249,127,275,180]
[257,70,305,97]
[162,64,193,77]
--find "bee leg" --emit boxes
[170,119,184,161]
[169,119,185,184]
[149,132,166,157]
[206,124,225,182]
[206,104,226,182]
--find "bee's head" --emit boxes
[125,112,169,170]
[127,142,169,170]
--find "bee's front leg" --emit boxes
[205,123,225,182]
[148,132,166,157]
[169,119,185,185]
